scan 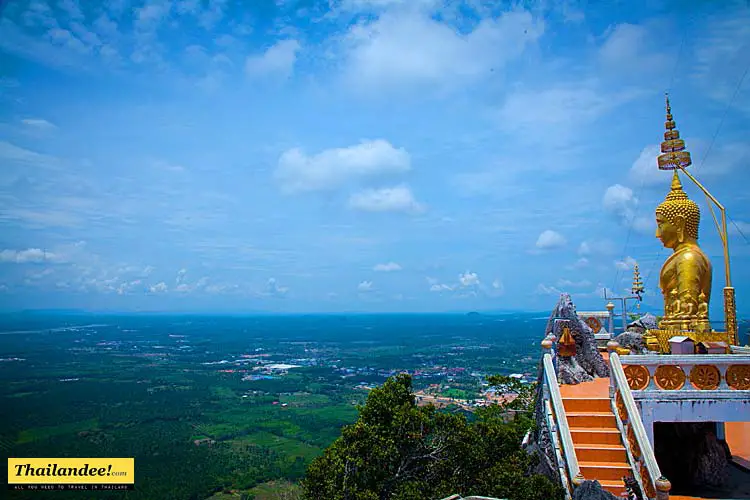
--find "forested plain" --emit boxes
[0,312,550,499]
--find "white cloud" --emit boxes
[373,261,401,272]
[338,7,543,92]
[21,118,56,130]
[0,141,60,168]
[175,276,209,293]
[692,5,750,111]
[535,230,566,250]
[628,144,662,186]
[176,268,188,284]
[492,279,504,293]
[205,283,239,294]
[348,185,423,213]
[340,0,437,11]
[357,280,373,292]
[276,139,410,193]
[117,279,143,295]
[557,279,592,288]
[535,283,561,295]
[603,184,653,234]
[573,257,589,269]
[603,184,636,215]
[597,23,668,78]
[614,256,637,271]
[500,84,609,130]
[245,39,300,79]
[578,239,615,256]
[262,277,289,297]
[430,283,453,292]
[26,268,55,281]
[458,271,479,287]
[0,248,63,263]
[150,281,168,293]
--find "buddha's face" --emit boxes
[655,213,682,249]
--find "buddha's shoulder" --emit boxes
[673,245,711,263]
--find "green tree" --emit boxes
[302,374,563,500]
[485,375,536,415]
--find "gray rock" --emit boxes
[527,363,562,484]
[545,293,609,382]
[614,331,649,355]
[558,356,593,384]
[571,480,620,500]
[627,313,658,333]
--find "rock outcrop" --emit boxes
[545,293,609,383]
[614,313,660,354]
[613,331,649,355]
[527,361,560,483]
[627,312,658,332]
[571,480,620,500]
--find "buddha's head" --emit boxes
[655,171,700,249]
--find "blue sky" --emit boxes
[0,0,749,315]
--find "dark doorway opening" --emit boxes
[654,421,750,498]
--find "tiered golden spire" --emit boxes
[657,93,693,171]
[631,263,644,297]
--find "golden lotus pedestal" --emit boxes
[644,328,733,354]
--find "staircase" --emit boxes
[561,383,630,498]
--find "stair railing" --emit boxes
[542,339,583,498]
[607,342,671,500]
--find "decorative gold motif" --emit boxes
[624,365,650,390]
[726,365,750,390]
[724,287,738,345]
[640,462,656,498]
[689,365,721,390]
[615,391,627,423]
[697,292,708,319]
[644,328,733,354]
[558,325,576,357]
[656,170,713,332]
[655,365,686,390]
[585,316,602,333]
[627,424,641,460]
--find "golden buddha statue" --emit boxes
[655,170,712,331]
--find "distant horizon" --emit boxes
[0,305,665,317]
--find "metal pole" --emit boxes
[678,166,730,287]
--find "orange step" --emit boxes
[566,411,617,428]
[579,460,632,481]
[561,377,633,498]
[575,444,627,462]
[571,428,622,446]
[563,397,610,413]
[598,479,627,497]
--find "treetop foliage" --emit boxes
[302,374,564,500]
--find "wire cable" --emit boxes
[694,61,750,174]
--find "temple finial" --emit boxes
[657,95,692,170]
[666,170,689,201]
